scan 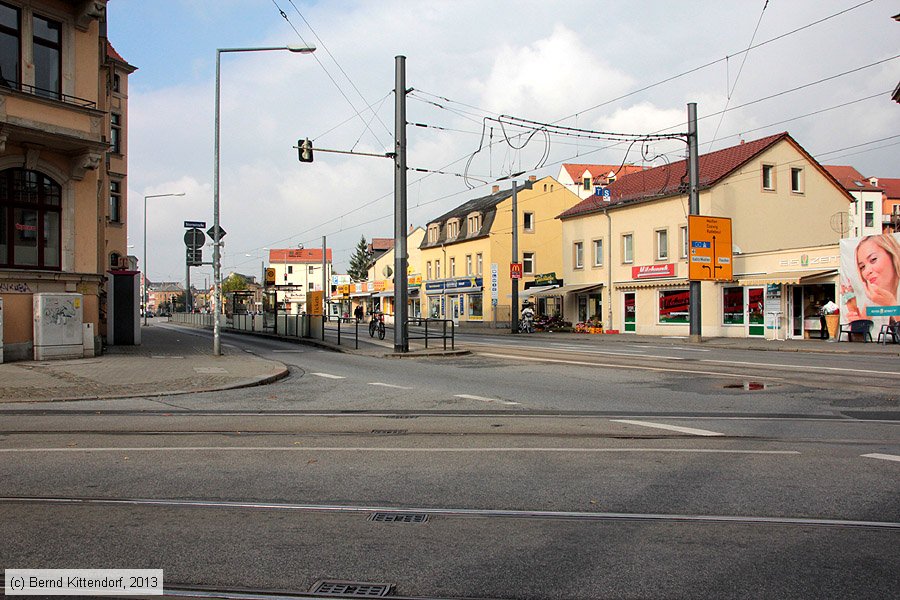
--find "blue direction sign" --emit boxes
[184,220,206,228]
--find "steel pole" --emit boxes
[143,195,148,327]
[511,181,519,334]
[688,102,701,342]
[394,55,409,352]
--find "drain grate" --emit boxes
[370,512,428,523]
[310,580,393,597]
[370,429,407,435]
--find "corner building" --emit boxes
[558,132,853,339]
[0,0,134,361]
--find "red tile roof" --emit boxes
[105,41,135,71]
[823,165,882,191]
[368,238,395,251]
[877,177,900,199]
[559,132,799,219]
[269,248,332,263]
[562,163,643,184]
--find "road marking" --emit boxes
[3,497,893,529]
[311,373,345,379]
[630,344,711,352]
[611,419,725,437]
[469,343,684,361]
[455,394,520,406]
[271,350,305,353]
[369,382,413,390]
[861,453,900,463]
[0,447,798,455]
[477,352,776,380]
[701,359,900,377]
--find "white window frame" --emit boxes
[435,259,441,279]
[680,226,688,259]
[426,261,432,280]
[791,167,804,194]
[574,241,584,269]
[762,164,775,191]
[523,212,534,232]
[523,252,535,275]
[449,257,456,277]
[465,254,472,276]
[593,238,603,267]
[656,229,668,261]
[476,253,483,275]
[622,233,633,264]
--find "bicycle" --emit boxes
[368,312,385,340]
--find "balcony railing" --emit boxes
[2,82,96,109]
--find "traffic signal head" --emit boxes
[298,138,314,163]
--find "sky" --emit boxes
[110,0,900,285]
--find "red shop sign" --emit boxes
[631,263,675,279]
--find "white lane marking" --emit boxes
[630,344,711,352]
[861,453,900,463]
[701,359,900,377]
[369,382,413,390]
[611,419,725,437]
[455,394,520,406]
[469,342,684,361]
[271,350,305,353]
[477,352,776,380]
[0,447,799,455]
[311,373,345,379]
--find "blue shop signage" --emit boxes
[424,278,484,293]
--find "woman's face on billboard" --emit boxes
[856,238,898,294]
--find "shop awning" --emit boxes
[531,283,602,297]
[374,290,394,298]
[349,291,372,298]
[615,278,688,290]
[521,284,561,295]
[736,269,837,286]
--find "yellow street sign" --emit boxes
[265,268,276,286]
[688,215,733,281]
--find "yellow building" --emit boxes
[557,132,853,339]
[419,176,581,325]
[1,0,135,361]
[368,226,425,323]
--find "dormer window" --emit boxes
[446,219,460,239]
[466,212,481,235]
[582,177,591,190]
[427,224,439,244]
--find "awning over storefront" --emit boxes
[349,292,372,298]
[531,283,602,297]
[522,284,560,296]
[615,278,688,290]
[736,269,837,286]
[374,290,394,298]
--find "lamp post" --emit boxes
[143,192,185,326]
[213,44,316,356]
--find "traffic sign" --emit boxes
[207,225,227,240]
[186,247,202,266]
[184,228,205,248]
[184,220,206,229]
[265,268,276,286]
[688,215,733,281]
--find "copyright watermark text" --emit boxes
[5,569,162,595]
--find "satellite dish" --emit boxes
[382,265,393,277]
[830,212,850,236]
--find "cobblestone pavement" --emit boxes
[0,322,287,402]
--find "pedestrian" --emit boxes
[354,304,363,323]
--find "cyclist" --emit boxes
[520,302,535,334]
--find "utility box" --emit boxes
[33,293,84,360]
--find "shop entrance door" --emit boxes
[747,287,765,337]
[449,295,460,325]
[624,292,636,332]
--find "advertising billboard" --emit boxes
[839,233,900,325]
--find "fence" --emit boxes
[407,318,455,350]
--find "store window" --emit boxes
[428,296,441,318]
[723,286,744,324]
[468,294,483,318]
[659,289,689,324]
[0,168,62,269]
[0,2,20,90]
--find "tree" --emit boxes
[347,235,371,282]
[222,273,249,293]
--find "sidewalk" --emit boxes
[0,323,288,403]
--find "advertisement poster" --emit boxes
[839,233,900,326]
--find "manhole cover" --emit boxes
[370,512,428,523]
[724,382,767,391]
[310,580,393,597]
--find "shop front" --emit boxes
[735,270,837,340]
[424,277,484,324]
[531,283,603,323]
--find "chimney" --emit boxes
[409,224,414,233]
[492,185,500,193]
[528,175,537,182]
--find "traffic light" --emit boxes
[298,138,314,163]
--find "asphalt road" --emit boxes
[1,326,898,599]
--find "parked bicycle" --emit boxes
[368,311,386,340]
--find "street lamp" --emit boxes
[143,192,185,326]
[213,44,316,356]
